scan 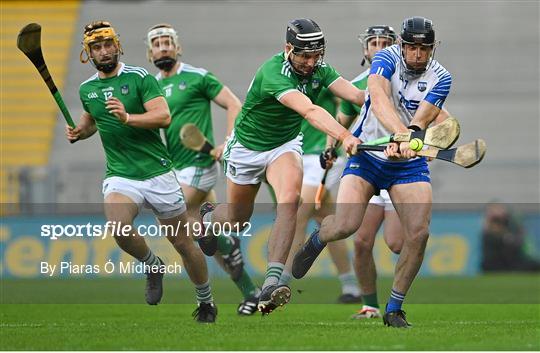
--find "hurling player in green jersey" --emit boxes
[146,23,261,315]
[197,19,364,315]
[279,88,362,304]
[66,21,216,322]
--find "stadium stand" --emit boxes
[2,1,538,207]
[0,1,80,213]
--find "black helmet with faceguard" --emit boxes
[285,18,325,76]
[359,25,396,66]
[399,16,438,77]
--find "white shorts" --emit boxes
[223,131,303,185]
[369,189,395,211]
[174,162,219,193]
[302,154,346,188]
[102,171,187,219]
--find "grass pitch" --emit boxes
[1,274,539,350]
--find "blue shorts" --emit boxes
[342,152,430,194]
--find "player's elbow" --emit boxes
[353,89,365,106]
[230,95,242,111]
[159,111,171,128]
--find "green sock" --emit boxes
[216,235,234,254]
[362,292,379,308]
[263,262,284,289]
[234,269,259,299]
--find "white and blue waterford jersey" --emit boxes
[351,44,452,160]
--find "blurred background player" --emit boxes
[67,21,217,322]
[197,18,364,314]
[279,87,361,304]
[481,202,540,272]
[293,16,453,328]
[146,23,261,315]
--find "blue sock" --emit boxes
[310,230,326,252]
[386,288,405,313]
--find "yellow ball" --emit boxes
[409,138,424,152]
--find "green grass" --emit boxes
[1,273,539,304]
[1,304,538,350]
[1,274,539,350]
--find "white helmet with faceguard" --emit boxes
[146,24,181,71]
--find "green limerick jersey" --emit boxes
[157,63,224,170]
[79,63,172,180]
[339,69,369,117]
[234,52,341,151]
[300,87,337,155]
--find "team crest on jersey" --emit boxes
[418,81,427,92]
[312,79,320,89]
[121,85,129,95]
[178,81,187,90]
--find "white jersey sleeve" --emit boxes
[351,44,452,160]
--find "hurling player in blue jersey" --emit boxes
[293,17,451,328]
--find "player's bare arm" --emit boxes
[327,110,357,146]
[432,107,450,125]
[106,96,171,128]
[212,86,242,160]
[409,100,442,130]
[279,90,361,154]
[328,77,365,107]
[65,111,96,141]
[212,86,242,135]
[368,74,419,159]
[368,75,409,134]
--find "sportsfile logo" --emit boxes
[40,221,176,240]
[40,220,253,240]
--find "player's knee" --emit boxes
[276,190,301,205]
[387,240,403,254]
[169,233,190,249]
[334,220,357,240]
[354,235,373,254]
[406,226,429,247]
[226,208,250,228]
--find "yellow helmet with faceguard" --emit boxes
[80,21,123,72]
[146,23,181,71]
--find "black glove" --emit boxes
[319,147,338,169]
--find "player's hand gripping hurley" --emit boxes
[315,142,339,210]
[179,123,220,160]
[17,23,78,143]
[357,139,486,168]
[363,116,460,149]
